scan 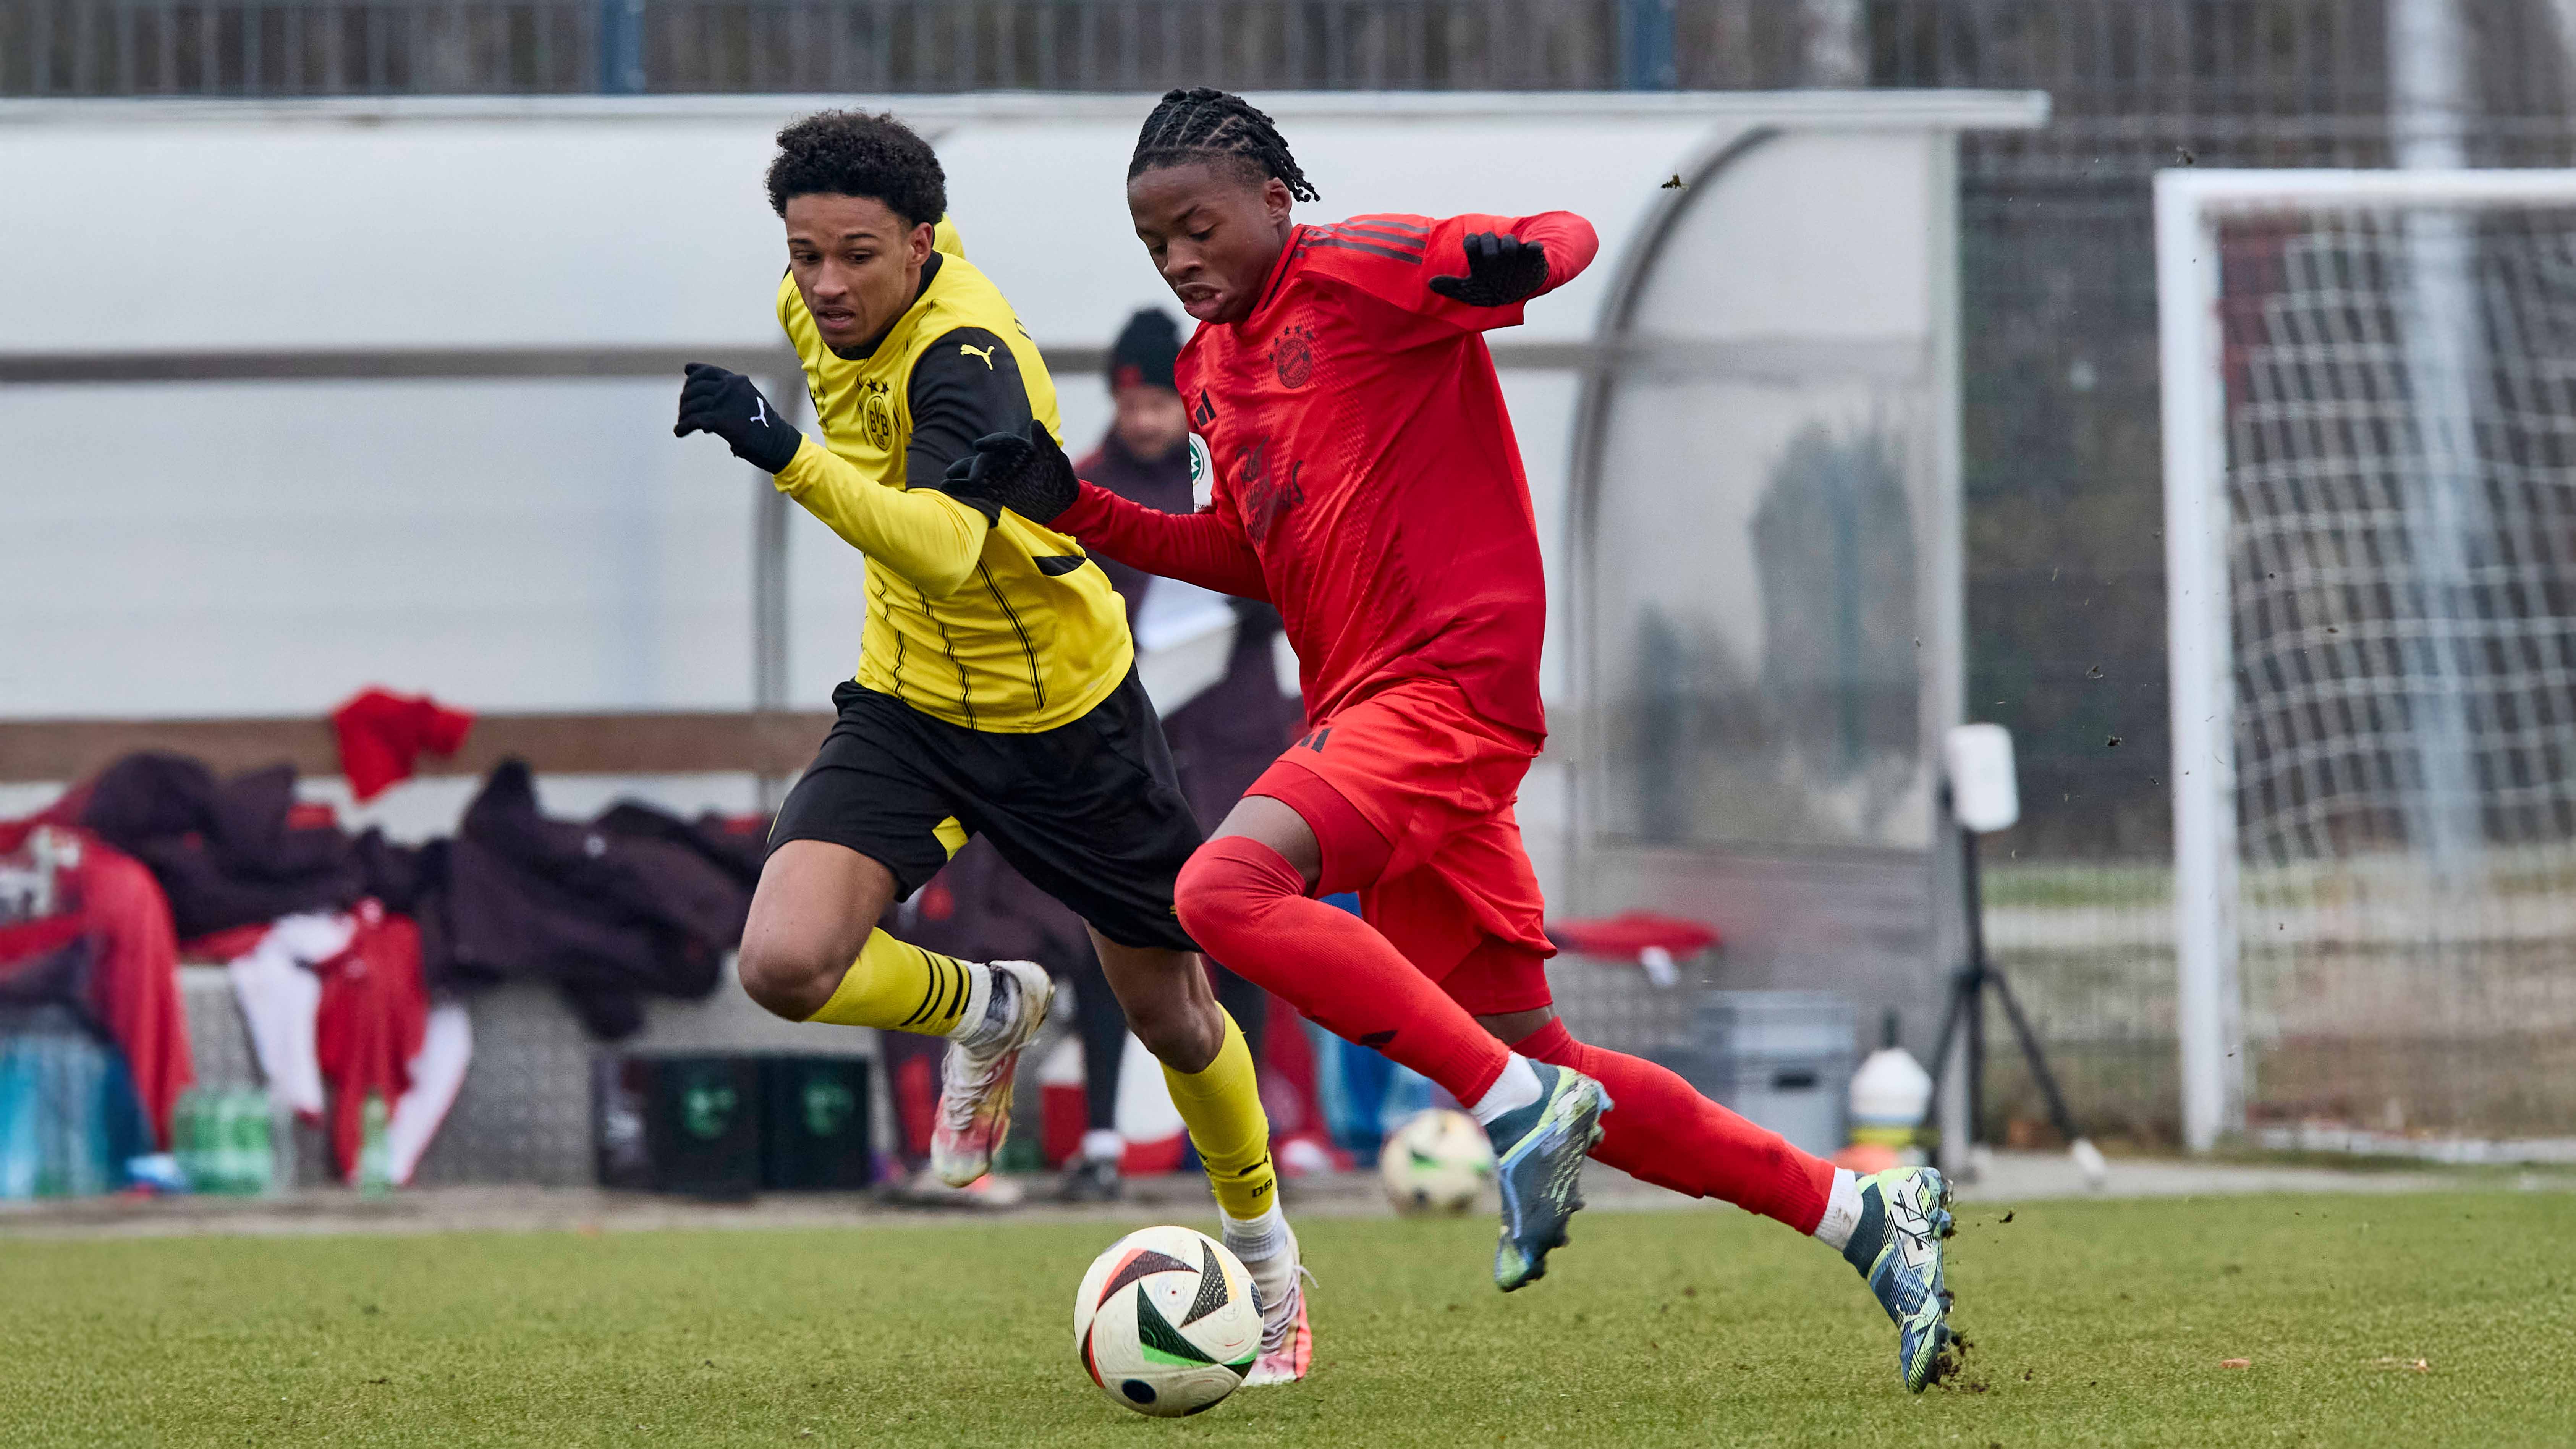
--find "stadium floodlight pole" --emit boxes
[2388,0,2488,886]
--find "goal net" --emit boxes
[2159,169,2576,1156]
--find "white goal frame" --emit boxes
[2157,167,2576,1151]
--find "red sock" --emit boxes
[1175,836,1510,1104]
[1518,1018,1833,1232]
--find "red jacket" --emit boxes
[0,827,193,1147]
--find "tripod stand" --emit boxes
[1920,816,2105,1185]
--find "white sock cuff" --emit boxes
[1220,1201,1289,1260]
[948,961,997,1043]
[1813,1168,1864,1251]
[1467,1054,1544,1126]
[1080,1129,1125,1163]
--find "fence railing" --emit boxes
[9,0,2574,125]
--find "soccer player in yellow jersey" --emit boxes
[673,111,1311,1382]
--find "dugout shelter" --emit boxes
[0,90,2042,1175]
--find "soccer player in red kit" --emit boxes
[952,88,1955,1389]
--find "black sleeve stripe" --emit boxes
[1340,222,1433,251]
[1306,235,1427,264]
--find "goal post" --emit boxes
[2158,167,2576,1153]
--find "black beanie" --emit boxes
[1108,307,1182,393]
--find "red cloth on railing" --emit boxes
[332,688,476,802]
[1547,910,1722,961]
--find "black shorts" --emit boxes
[770,671,1201,952]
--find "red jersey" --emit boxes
[1055,211,1598,739]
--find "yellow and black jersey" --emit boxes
[773,221,1133,733]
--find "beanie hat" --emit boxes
[1108,307,1182,393]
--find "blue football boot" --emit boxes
[1484,1062,1611,1291]
[1843,1166,1957,1391]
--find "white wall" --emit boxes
[0,95,1741,726]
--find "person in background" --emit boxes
[1057,308,1305,1201]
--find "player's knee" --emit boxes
[1128,994,1222,1072]
[1171,851,1236,947]
[736,937,838,1021]
[1173,838,1291,948]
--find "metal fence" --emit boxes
[8,0,2574,105]
[16,0,2576,1147]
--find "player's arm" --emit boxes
[1319,210,1599,331]
[674,362,990,598]
[947,429,1271,602]
[1056,482,1270,601]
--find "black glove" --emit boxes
[673,362,804,474]
[1428,231,1550,308]
[939,421,1079,525]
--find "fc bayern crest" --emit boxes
[1270,324,1316,389]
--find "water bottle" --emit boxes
[211,1090,246,1195]
[210,1089,254,1195]
[172,1090,206,1192]
[195,1090,228,1194]
[1848,1011,1933,1167]
[356,1094,392,1196]
[235,1089,275,1196]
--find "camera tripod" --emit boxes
[1919,818,2103,1184]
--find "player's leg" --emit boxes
[1082,928,1307,1382]
[742,692,1054,1186]
[1492,1008,1831,1225]
[1467,977,1955,1390]
[967,671,1310,1378]
[1171,706,1607,1291]
[1210,965,1269,1079]
[1178,793,1534,1119]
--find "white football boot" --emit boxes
[1238,1221,1314,1386]
[928,960,1053,1187]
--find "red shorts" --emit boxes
[1249,676,1555,1016]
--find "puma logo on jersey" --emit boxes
[958,343,996,368]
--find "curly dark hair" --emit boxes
[1128,87,1319,202]
[766,109,948,226]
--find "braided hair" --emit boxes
[1127,87,1319,202]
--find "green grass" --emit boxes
[4,1192,2570,1446]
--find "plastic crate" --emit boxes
[1662,992,1858,1158]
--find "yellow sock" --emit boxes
[1162,1011,1277,1222]
[804,929,977,1036]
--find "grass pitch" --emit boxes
[3,1190,2568,1446]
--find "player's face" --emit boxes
[783,193,936,355]
[1111,383,1189,461]
[1128,163,1295,325]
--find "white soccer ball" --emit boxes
[1072,1225,1262,1417]
[1379,1108,1496,1216]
